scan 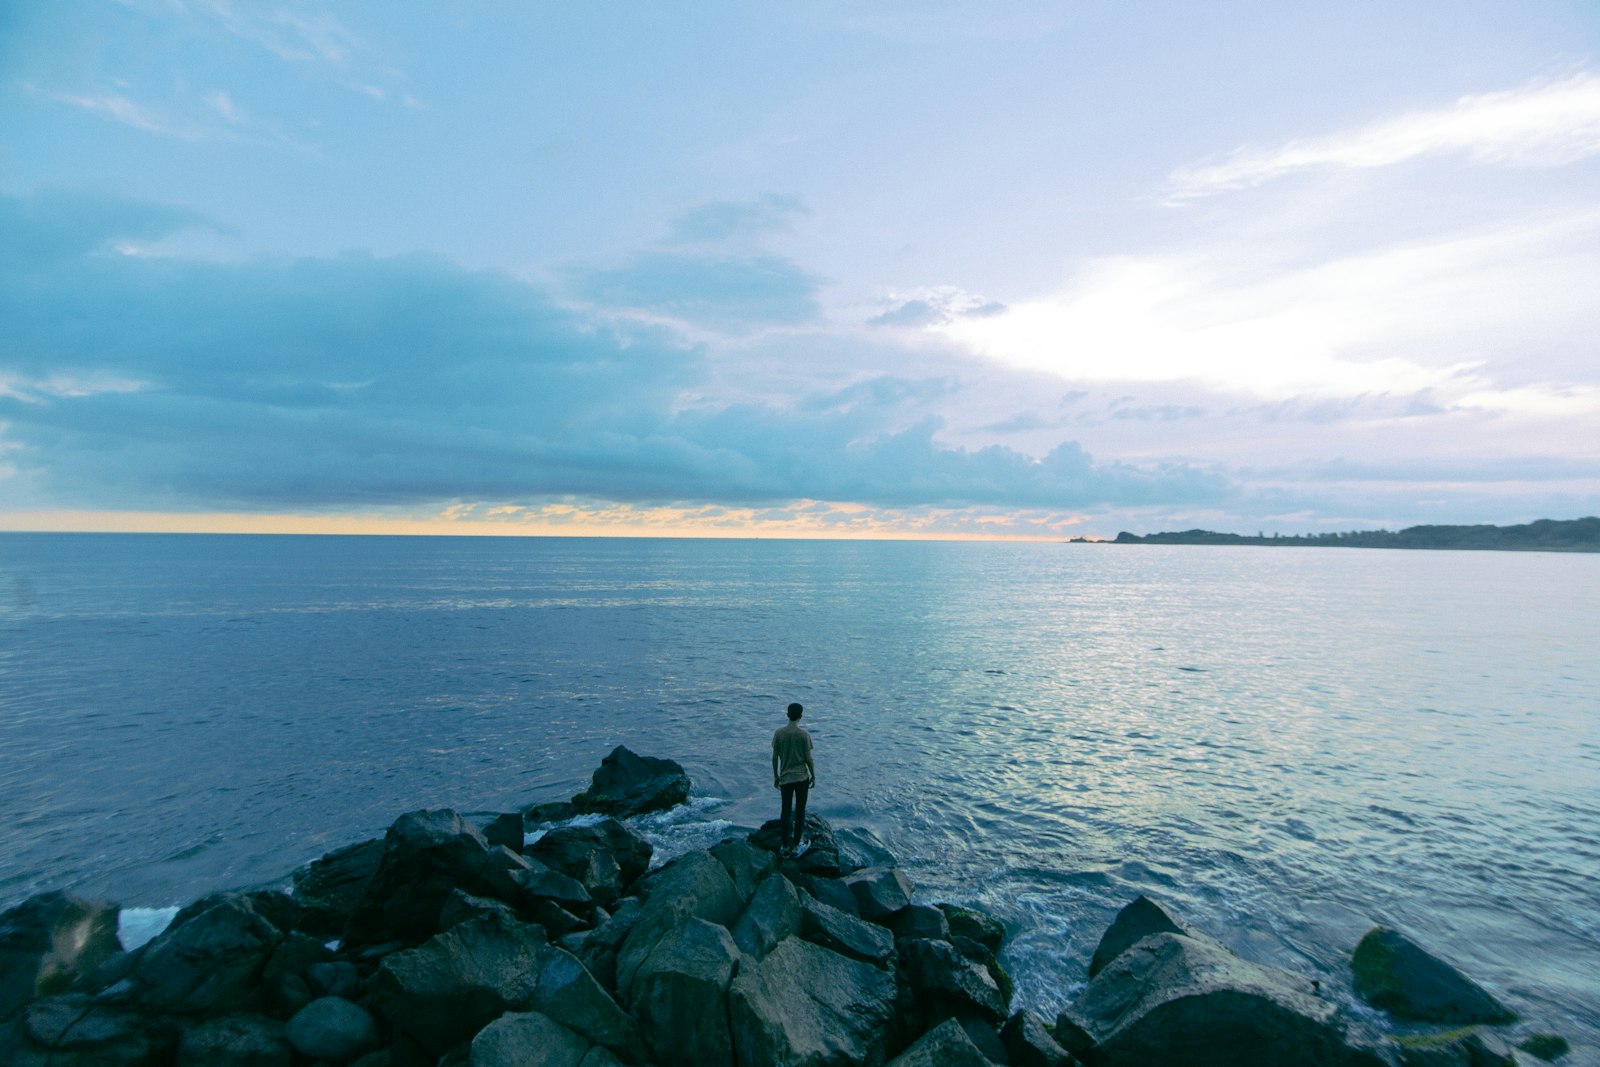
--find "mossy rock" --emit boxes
[1395,1027,1481,1050]
[1351,927,1515,1025]
[1517,1034,1570,1062]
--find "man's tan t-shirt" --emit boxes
[772,723,814,786]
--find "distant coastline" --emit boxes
[1078,516,1600,552]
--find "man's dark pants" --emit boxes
[780,781,809,849]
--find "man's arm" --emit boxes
[772,735,781,786]
[805,734,815,786]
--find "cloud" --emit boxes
[664,194,810,245]
[0,190,1220,518]
[939,210,1600,409]
[572,251,826,331]
[50,89,204,140]
[869,287,1006,329]
[1168,73,1600,201]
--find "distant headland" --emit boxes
[1076,516,1600,552]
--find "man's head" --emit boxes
[787,702,803,721]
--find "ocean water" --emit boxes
[2,533,1596,1055]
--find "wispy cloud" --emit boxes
[51,89,203,140]
[939,209,1600,415]
[1168,73,1600,201]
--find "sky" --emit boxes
[2,1,1598,540]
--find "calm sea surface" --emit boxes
[2,534,1596,1054]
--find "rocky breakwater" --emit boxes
[0,745,1574,1066]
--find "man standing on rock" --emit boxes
[772,702,816,856]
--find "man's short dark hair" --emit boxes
[787,703,803,720]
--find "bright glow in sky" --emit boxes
[2,1,1597,538]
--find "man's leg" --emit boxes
[780,783,795,851]
[791,783,809,849]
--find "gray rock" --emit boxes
[176,1012,293,1067]
[615,850,742,998]
[938,903,1006,955]
[286,995,381,1061]
[749,815,844,875]
[1352,927,1517,1025]
[729,937,897,1067]
[468,1011,590,1067]
[899,938,1007,1024]
[1001,1009,1075,1067]
[481,813,525,852]
[17,994,154,1065]
[578,1045,625,1067]
[954,1013,1009,1063]
[1051,1006,1095,1058]
[733,874,802,958]
[799,894,895,968]
[368,911,547,1057]
[631,917,739,1067]
[890,904,951,942]
[528,819,653,907]
[1074,931,1396,1066]
[292,839,384,938]
[344,809,534,947]
[844,866,915,924]
[131,892,286,1014]
[710,838,777,905]
[576,897,643,993]
[577,746,691,818]
[886,1017,992,1067]
[530,944,647,1062]
[306,960,363,999]
[512,859,594,911]
[260,930,337,1014]
[798,873,860,917]
[0,891,122,1018]
[1087,895,1188,979]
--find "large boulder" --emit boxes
[799,894,895,969]
[344,809,533,946]
[843,866,915,924]
[1087,895,1188,979]
[469,1010,591,1067]
[729,937,897,1067]
[1001,1009,1076,1067]
[938,903,1006,955]
[732,874,803,958]
[899,938,1008,1025]
[285,995,381,1061]
[0,891,123,1017]
[290,838,383,938]
[631,917,740,1067]
[129,892,287,1015]
[576,747,691,817]
[1073,931,1395,1066]
[615,851,742,998]
[8,993,157,1066]
[527,819,653,907]
[175,1013,292,1067]
[530,944,647,1062]
[750,816,846,877]
[1351,927,1516,1025]
[710,838,778,906]
[368,911,547,1057]
[886,1017,992,1067]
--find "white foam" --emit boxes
[119,906,179,951]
